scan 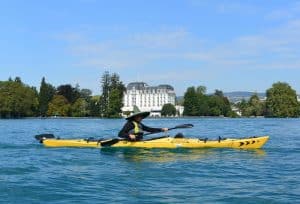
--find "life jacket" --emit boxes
[129,121,144,135]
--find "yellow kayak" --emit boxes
[38,135,269,149]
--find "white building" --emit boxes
[122,82,182,117]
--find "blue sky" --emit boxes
[1,0,300,95]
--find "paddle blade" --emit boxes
[174,124,194,129]
[100,138,120,147]
[35,134,55,141]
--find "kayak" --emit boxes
[37,135,269,149]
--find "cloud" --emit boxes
[130,29,189,49]
[55,16,300,74]
[54,32,86,43]
[216,2,258,14]
[265,2,300,20]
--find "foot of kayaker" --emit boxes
[118,106,168,141]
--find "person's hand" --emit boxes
[162,128,169,132]
[129,134,136,140]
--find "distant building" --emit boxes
[122,82,182,117]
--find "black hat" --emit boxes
[126,105,150,120]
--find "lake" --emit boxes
[0,118,299,203]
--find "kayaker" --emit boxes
[118,106,168,141]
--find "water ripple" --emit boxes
[0,118,299,203]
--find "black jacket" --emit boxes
[118,120,162,139]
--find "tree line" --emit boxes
[0,72,124,118]
[1,74,299,118]
[183,82,300,118]
[182,86,237,117]
[235,82,300,117]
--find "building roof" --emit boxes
[157,84,174,91]
[127,82,174,91]
[127,82,148,90]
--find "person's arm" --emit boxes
[141,123,164,133]
[118,121,134,138]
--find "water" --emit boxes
[0,118,299,203]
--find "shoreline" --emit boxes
[1,116,299,119]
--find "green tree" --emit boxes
[99,71,125,117]
[80,89,92,100]
[14,77,22,84]
[183,86,230,116]
[106,89,123,118]
[161,103,177,116]
[266,82,299,117]
[71,98,89,117]
[99,71,110,116]
[196,86,206,95]
[214,89,224,97]
[89,96,101,117]
[0,80,38,118]
[207,95,223,116]
[248,94,264,116]
[183,87,199,116]
[206,90,233,117]
[47,95,71,116]
[38,77,56,116]
[236,99,248,115]
[197,86,209,116]
[56,84,80,104]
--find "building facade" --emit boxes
[122,82,181,117]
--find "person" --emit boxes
[118,107,168,141]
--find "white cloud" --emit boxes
[216,2,258,14]
[55,16,300,73]
[265,2,300,20]
[54,32,86,43]
[130,29,189,49]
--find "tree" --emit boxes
[0,80,38,118]
[80,89,92,100]
[38,77,56,116]
[183,87,199,116]
[207,95,223,116]
[236,99,248,116]
[183,86,231,116]
[56,84,80,104]
[266,82,299,117]
[248,94,264,116]
[214,89,224,97]
[161,103,176,116]
[47,95,70,116]
[88,96,101,117]
[196,86,206,95]
[99,71,110,116]
[14,77,22,84]
[71,98,89,117]
[106,89,123,118]
[99,71,125,117]
[206,90,233,117]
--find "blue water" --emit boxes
[0,118,299,203]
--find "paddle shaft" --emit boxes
[143,124,193,136]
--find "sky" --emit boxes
[0,0,300,95]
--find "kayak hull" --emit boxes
[42,136,269,149]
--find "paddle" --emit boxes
[100,123,194,147]
[34,134,55,143]
[143,123,193,136]
[35,134,55,140]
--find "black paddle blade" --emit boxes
[100,138,120,147]
[174,124,194,129]
[34,134,55,141]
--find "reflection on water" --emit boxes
[100,148,266,163]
